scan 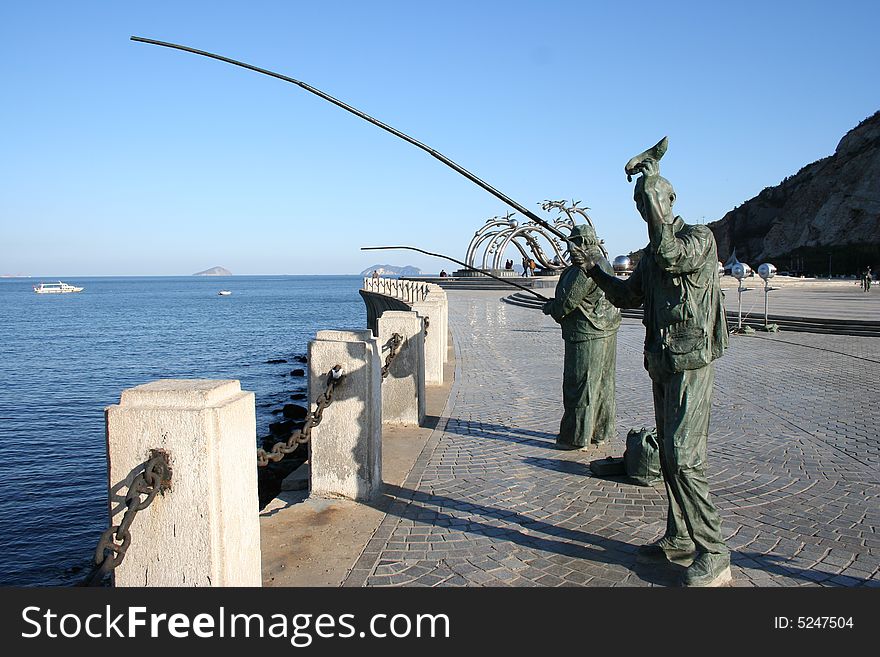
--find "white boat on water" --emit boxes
[33,281,84,294]
[218,290,232,296]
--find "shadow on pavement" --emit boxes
[442,419,560,450]
[735,551,875,586]
[521,456,593,476]
[372,482,681,586]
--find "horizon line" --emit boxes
[0,272,435,279]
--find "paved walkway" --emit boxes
[343,289,880,587]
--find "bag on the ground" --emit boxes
[589,456,626,477]
[624,427,662,486]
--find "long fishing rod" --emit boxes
[362,246,550,301]
[130,36,575,247]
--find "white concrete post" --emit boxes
[377,311,426,425]
[426,284,449,363]
[411,299,443,385]
[105,379,261,587]
[309,330,382,501]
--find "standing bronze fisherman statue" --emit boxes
[581,138,732,587]
[543,225,620,449]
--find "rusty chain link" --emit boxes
[257,365,344,466]
[81,450,172,586]
[381,332,404,379]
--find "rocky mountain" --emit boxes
[708,111,880,275]
[192,266,232,276]
[360,264,422,277]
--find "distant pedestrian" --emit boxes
[522,257,530,277]
[372,270,380,280]
[865,266,873,292]
[439,269,448,278]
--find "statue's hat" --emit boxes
[568,223,597,244]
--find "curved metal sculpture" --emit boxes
[474,227,527,269]
[462,201,600,276]
[464,214,519,268]
[486,227,534,270]
[462,203,600,275]
[492,224,568,271]
[472,220,566,272]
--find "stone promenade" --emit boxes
[341,289,880,587]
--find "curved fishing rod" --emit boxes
[362,246,550,301]
[130,36,575,247]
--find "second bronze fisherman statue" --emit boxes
[542,225,620,450]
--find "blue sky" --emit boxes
[1,0,878,276]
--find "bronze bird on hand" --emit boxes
[625,136,668,182]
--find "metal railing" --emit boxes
[362,277,430,303]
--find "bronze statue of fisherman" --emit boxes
[580,138,732,587]
[543,224,620,449]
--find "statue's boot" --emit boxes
[682,552,732,587]
[636,535,696,564]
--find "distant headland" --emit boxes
[192,266,232,276]
[360,264,421,277]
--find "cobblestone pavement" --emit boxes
[345,290,880,587]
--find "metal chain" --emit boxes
[381,333,404,379]
[81,450,172,586]
[256,365,344,466]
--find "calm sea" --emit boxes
[0,275,365,586]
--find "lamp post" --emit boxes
[731,262,752,334]
[757,263,778,332]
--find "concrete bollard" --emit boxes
[426,285,449,363]
[309,330,382,501]
[377,311,426,426]
[105,379,261,586]
[411,299,444,385]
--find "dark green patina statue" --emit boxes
[543,224,620,449]
[582,138,732,587]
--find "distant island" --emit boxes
[360,264,422,277]
[192,266,232,276]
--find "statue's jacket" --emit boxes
[597,218,728,375]
[548,259,621,341]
